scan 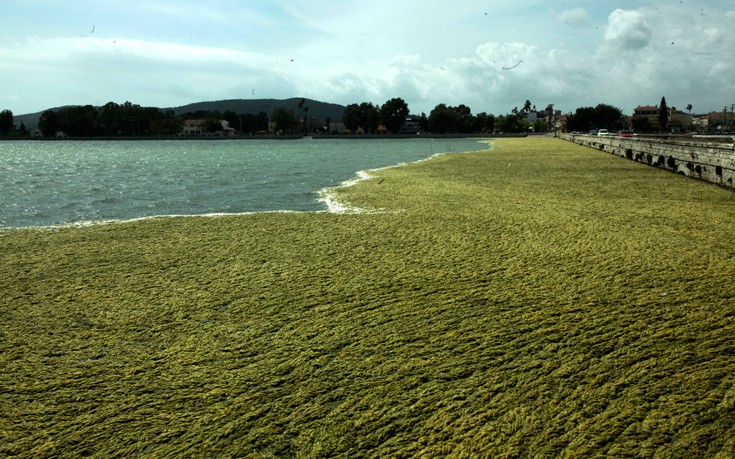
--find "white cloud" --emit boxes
[560,8,591,26]
[2,1,735,116]
[604,9,652,50]
[588,4,735,112]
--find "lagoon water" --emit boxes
[0,138,487,228]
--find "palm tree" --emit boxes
[523,100,532,114]
[686,104,693,115]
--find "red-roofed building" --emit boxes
[634,105,658,117]
[632,105,692,132]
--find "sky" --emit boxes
[2,0,734,117]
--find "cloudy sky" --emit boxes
[2,0,734,116]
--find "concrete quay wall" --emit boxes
[558,133,735,190]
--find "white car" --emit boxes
[597,129,610,136]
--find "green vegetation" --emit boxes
[380,98,410,134]
[565,103,626,133]
[270,106,301,134]
[0,109,29,137]
[427,104,494,134]
[38,102,180,137]
[659,96,670,133]
[34,102,270,138]
[2,138,735,457]
[342,102,382,134]
[0,109,14,134]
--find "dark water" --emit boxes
[0,138,488,227]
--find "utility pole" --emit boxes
[720,105,727,133]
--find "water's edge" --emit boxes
[1,139,492,230]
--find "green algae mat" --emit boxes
[2,138,734,458]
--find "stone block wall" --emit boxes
[558,133,735,190]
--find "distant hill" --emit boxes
[14,98,346,130]
[173,98,345,122]
[14,106,72,131]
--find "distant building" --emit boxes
[400,116,421,134]
[555,114,568,132]
[707,110,735,131]
[634,105,659,117]
[669,110,693,131]
[632,104,692,132]
[326,121,345,134]
[632,105,659,130]
[219,120,236,136]
[691,115,709,131]
[182,119,205,136]
[526,107,560,132]
[181,119,236,136]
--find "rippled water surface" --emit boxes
[0,138,486,227]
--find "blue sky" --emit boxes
[1,0,734,116]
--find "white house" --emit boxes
[182,119,205,136]
[181,119,236,136]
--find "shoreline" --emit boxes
[0,133,524,142]
[318,140,494,214]
[0,209,311,233]
[1,139,492,230]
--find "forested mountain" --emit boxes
[172,98,345,123]
[14,98,346,130]
[14,106,72,131]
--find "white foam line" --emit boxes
[317,170,383,214]
[0,210,307,232]
[317,141,495,214]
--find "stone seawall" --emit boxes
[558,133,735,190]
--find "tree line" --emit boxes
[1,98,633,138]
[0,103,272,138]
[36,102,176,137]
[34,102,273,137]
[334,98,570,134]
[0,109,23,136]
[339,98,497,134]
[564,103,626,133]
[0,98,501,137]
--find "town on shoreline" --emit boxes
[2,96,733,140]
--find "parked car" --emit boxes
[597,129,610,136]
[617,130,634,137]
[589,129,598,135]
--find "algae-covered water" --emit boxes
[2,138,734,457]
[0,138,485,227]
